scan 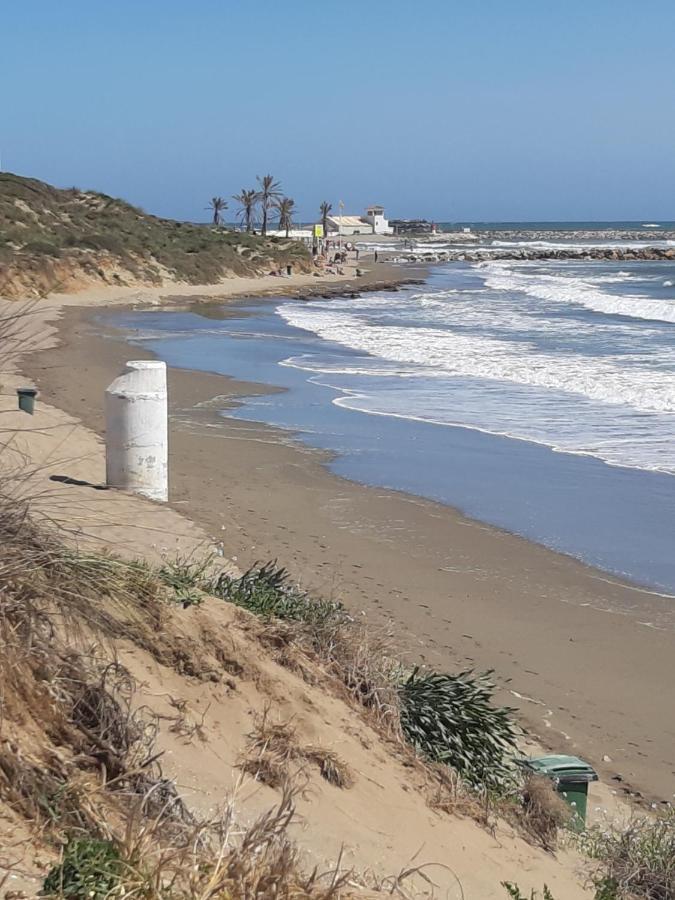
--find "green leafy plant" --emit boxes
[158,554,212,607]
[502,883,555,900]
[42,838,122,898]
[593,877,619,900]
[399,668,519,790]
[212,561,349,628]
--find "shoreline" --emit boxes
[22,287,675,806]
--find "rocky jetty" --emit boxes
[398,245,675,264]
[394,230,675,264]
[474,228,675,243]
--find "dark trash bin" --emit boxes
[17,388,38,415]
[517,754,598,831]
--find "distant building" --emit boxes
[325,206,394,236]
[363,205,393,235]
[325,214,370,236]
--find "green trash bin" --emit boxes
[17,388,38,415]
[517,754,598,831]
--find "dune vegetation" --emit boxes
[0,173,311,299]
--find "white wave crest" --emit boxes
[280,306,675,414]
[483,261,675,324]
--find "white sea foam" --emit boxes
[281,307,674,414]
[483,261,675,324]
[490,239,674,250]
[277,260,675,473]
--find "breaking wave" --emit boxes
[278,258,675,473]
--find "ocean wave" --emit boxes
[482,261,675,324]
[279,306,675,414]
[330,388,675,474]
[490,239,674,250]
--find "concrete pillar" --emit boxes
[105,360,168,501]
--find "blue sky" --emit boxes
[3,0,674,222]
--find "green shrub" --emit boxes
[399,668,519,790]
[73,232,126,254]
[42,838,122,898]
[212,561,349,629]
[23,239,61,257]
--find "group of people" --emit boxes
[310,239,384,274]
[327,249,349,265]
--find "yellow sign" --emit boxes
[314,224,324,238]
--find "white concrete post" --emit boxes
[105,360,168,501]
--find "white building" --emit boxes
[325,206,394,236]
[325,214,370,236]
[363,205,393,235]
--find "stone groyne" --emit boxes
[397,245,675,263]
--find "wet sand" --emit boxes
[26,298,675,805]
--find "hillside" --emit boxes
[0,173,311,299]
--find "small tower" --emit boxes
[364,205,391,235]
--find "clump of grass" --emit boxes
[399,668,519,791]
[582,808,675,899]
[158,553,213,607]
[240,711,354,790]
[520,775,571,851]
[502,883,556,900]
[213,560,349,628]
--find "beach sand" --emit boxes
[11,265,673,806]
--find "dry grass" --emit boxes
[0,514,390,896]
[239,711,354,791]
[0,479,404,895]
[519,776,571,852]
[583,809,675,899]
[0,464,201,849]
[41,785,375,899]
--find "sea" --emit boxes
[110,227,675,594]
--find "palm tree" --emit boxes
[256,174,282,236]
[319,201,332,237]
[232,189,257,232]
[206,196,228,227]
[275,197,296,237]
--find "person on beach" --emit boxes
[374,250,379,263]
